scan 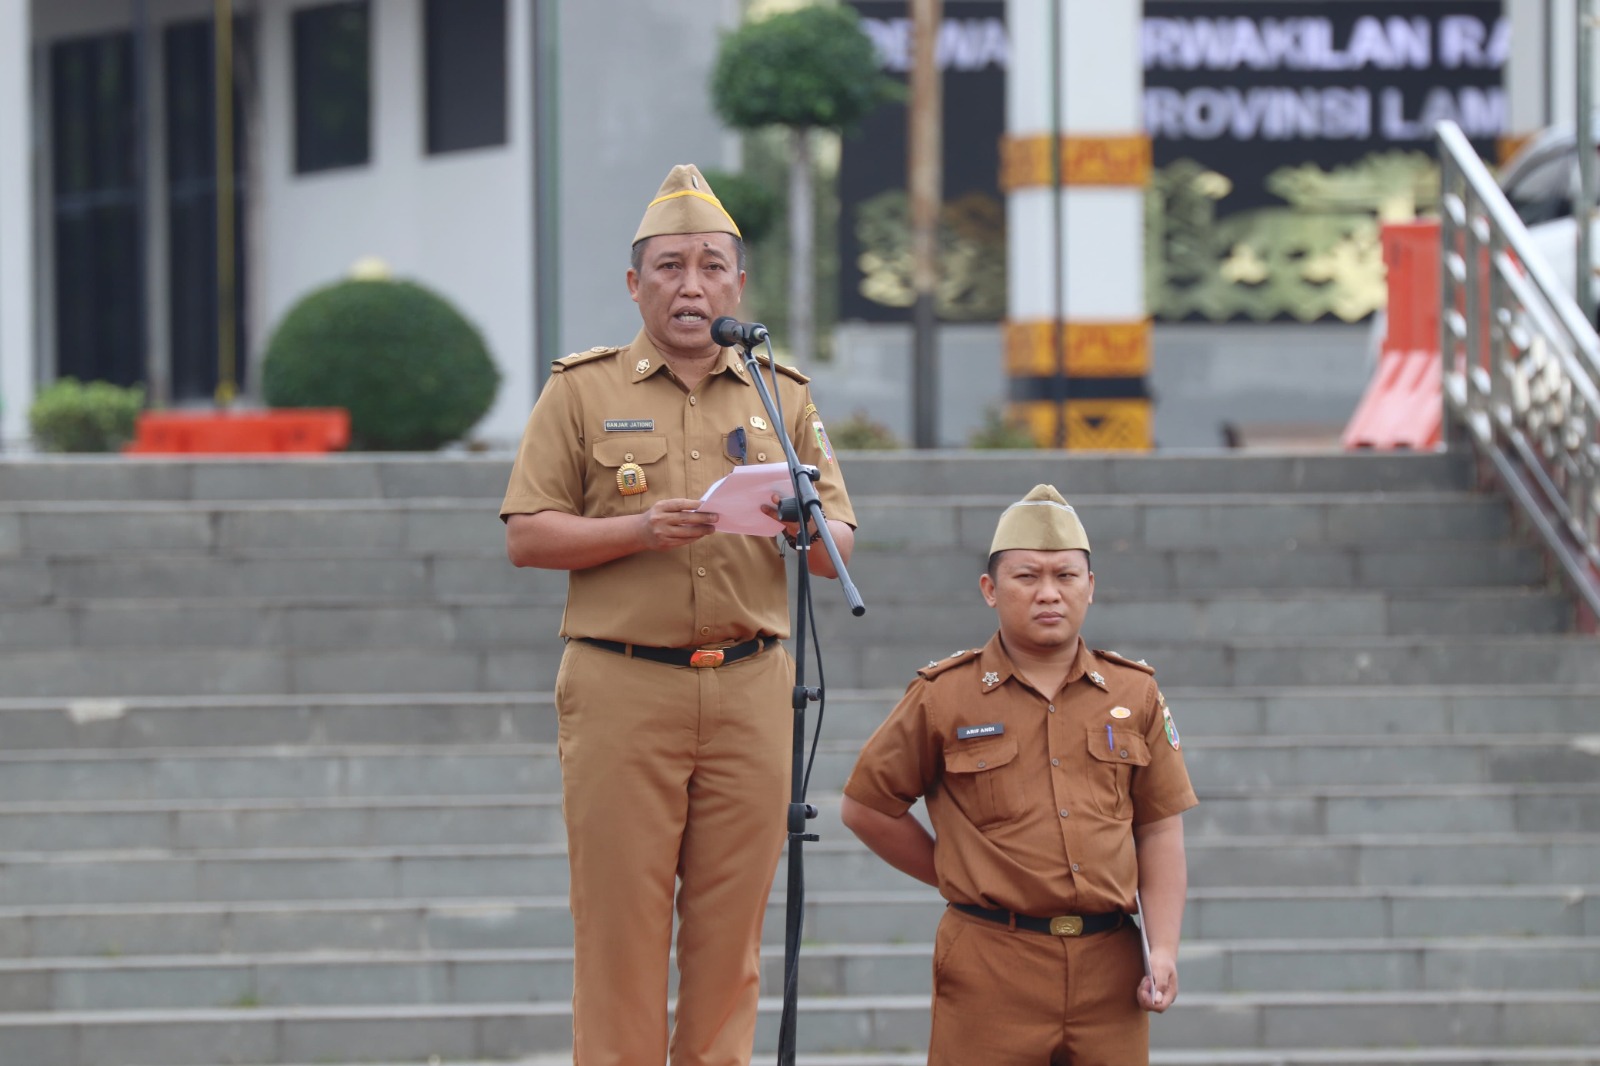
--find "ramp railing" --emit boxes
[1437,120,1600,625]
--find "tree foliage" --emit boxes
[710,5,894,132]
[701,168,782,246]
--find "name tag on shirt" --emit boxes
[956,723,1005,740]
[603,419,654,432]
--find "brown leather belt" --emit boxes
[952,902,1126,937]
[574,635,776,669]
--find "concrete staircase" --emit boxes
[0,452,1597,1066]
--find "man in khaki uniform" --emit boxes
[841,485,1194,1066]
[501,164,856,1066]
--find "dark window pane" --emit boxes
[425,0,507,155]
[165,18,251,402]
[293,1,370,173]
[50,32,144,387]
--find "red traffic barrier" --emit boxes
[1343,221,1443,450]
[125,409,351,454]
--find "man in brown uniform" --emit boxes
[501,164,856,1066]
[841,484,1194,1066]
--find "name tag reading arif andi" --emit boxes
[603,419,654,432]
[956,723,1005,740]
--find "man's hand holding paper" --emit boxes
[697,462,794,536]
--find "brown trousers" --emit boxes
[555,638,793,1066]
[929,907,1149,1066]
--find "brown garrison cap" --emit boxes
[633,164,742,243]
[989,484,1091,555]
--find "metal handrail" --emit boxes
[1436,120,1600,623]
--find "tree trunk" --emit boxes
[788,126,814,364]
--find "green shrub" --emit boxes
[828,410,901,450]
[261,278,500,451]
[28,378,145,452]
[701,168,781,247]
[968,407,1039,450]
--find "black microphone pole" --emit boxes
[716,319,864,1066]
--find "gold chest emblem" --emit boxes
[616,462,647,496]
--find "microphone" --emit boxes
[711,316,770,349]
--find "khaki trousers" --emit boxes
[555,638,793,1066]
[929,907,1149,1066]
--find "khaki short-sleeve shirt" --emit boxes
[843,635,1198,916]
[500,330,856,647]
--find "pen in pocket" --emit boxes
[1107,724,1114,751]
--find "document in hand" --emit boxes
[697,462,794,536]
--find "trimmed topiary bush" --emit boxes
[29,378,145,452]
[262,278,500,451]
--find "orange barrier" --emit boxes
[1342,220,1444,450]
[125,408,350,454]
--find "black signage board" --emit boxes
[1144,0,1506,322]
[838,1,1008,323]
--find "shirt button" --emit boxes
[1059,809,1069,818]
[1051,758,1060,767]
[1071,863,1081,872]
[700,626,711,636]
[689,396,697,405]
[1120,749,1129,759]
[757,452,767,461]
[624,453,634,462]
[976,761,986,769]
[696,567,707,577]
[1048,705,1056,714]
[691,450,700,459]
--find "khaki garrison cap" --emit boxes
[989,484,1091,555]
[633,164,742,243]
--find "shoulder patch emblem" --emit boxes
[552,347,619,373]
[917,648,981,681]
[1162,704,1181,750]
[1094,648,1156,675]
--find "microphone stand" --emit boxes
[730,332,865,1066]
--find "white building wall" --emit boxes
[257,0,536,443]
[554,0,741,365]
[0,0,31,447]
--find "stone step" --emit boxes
[0,540,1550,615]
[1,835,1597,906]
[2,935,1597,1012]
[7,781,1600,853]
[128,1053,1600,1066]
[0,587,1571,656]
[0,452,1473,503]
[0,492,1513,559]
[128,1052,1600,1066]
[2,630,1595,697]
[0,686,1592,752]
[3,885,1594,960]
[0,989,1596,1062]
[2,733,1591,804]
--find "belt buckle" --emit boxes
[1049,915,1084,937]
[688,649,725,668]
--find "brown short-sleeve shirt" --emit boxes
[843,634,1198,916]
[500,329,856,646]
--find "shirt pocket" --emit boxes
[591,435,669,515]
[1085,727,1152,819]
[942,735,1024,829]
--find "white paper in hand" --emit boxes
[697,462,793,536]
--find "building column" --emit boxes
[1002,0,1148,450]
[1503,0,1560,160]
[0,0,32,448]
